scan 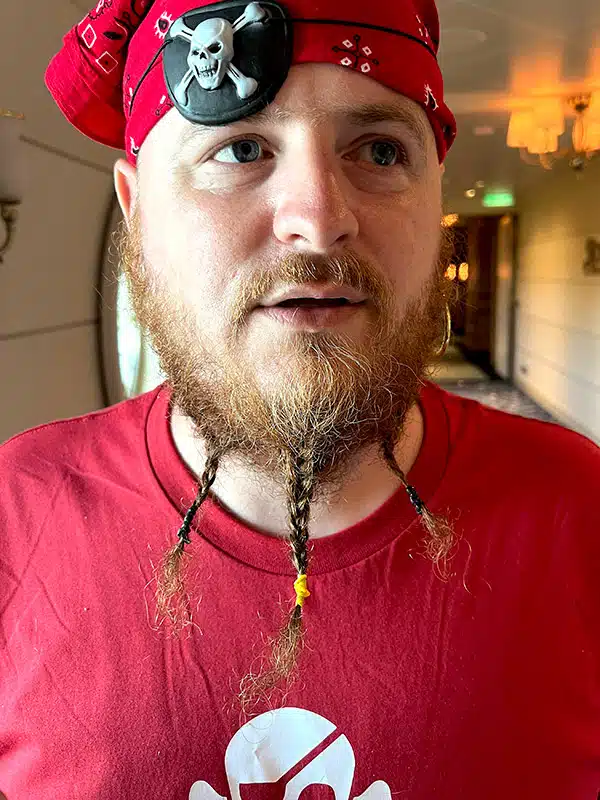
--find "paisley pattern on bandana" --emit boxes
[88,0,115,21]
[82,0,153,55]
[333,35,380,75]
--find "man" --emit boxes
[0,0,598,797]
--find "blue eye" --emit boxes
[213,139,263,164]
[360,140,407,167]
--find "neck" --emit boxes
[169,402,424,540]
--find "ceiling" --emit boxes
[437,0,600,212]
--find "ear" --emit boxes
[114,158,139,226]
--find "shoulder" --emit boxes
[432,381,598,454]
[0,384,164,542]
[0,385,165,604]
[429,383,600,571]
[429,381,599,490]
[0,383,163,477]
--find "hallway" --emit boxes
[432,344,560,426]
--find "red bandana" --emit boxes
[45,0,457,165]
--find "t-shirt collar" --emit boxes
[146,380,450,575]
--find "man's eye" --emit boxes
[358,140,408,167]
[213,139,263,164]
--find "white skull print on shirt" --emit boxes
[189,707,392,800]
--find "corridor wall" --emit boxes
[0,2,117,444]
[515,157,600,444]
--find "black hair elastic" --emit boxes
[176,499,201,548]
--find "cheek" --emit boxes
[363,201,440,301]
[139,185,266,324]
[406,180,442,278]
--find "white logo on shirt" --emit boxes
[189,707,392,800]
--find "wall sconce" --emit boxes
[0,202,19,264]
[0,108,24,264]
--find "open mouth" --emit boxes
[258,298,366,327]
[274,298,358,308]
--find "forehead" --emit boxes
[145,63,434,158]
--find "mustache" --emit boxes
[239,250,386,311]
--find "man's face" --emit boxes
[117,62,449,497]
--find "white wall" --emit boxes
[0,1,118,444]
[514,157,600,444]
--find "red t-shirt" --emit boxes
[1,381,599,799]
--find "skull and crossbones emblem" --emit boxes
[169,2,267,106]
[189,707,392,800]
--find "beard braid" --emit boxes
[115,218,459,718]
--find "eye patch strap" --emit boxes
[129,8,439,122]
[130,39,171,116]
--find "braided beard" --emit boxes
[117,211,455,713]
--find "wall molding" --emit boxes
[20,136,113,175]
[0,318,98,342]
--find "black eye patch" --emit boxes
[162,1,293,127]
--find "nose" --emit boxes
[272,145,359,253]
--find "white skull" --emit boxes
[188,18,234,90]
[189,707,392,800]
[226,708,355,800]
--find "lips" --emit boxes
[258,301,365,328]
[261,284,368,307]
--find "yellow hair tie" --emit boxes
[293,573,310,607]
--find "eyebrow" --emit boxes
[343,103,429,151]
[176,101,430,153]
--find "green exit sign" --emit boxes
[482,191,515,208]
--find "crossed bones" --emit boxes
[169,2,267,105]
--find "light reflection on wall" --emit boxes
[116,271,164,399]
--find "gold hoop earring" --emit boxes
[434,303,452,358]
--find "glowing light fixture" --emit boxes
[458,262,469,281]
[445,264,457,281]
[532,97,565,136]
[507,109,535,148]
[526,127,559,155]
[442,213,459,227]
[507,93,600,171]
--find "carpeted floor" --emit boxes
[431,343,560,426]
[440,379,559,425]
